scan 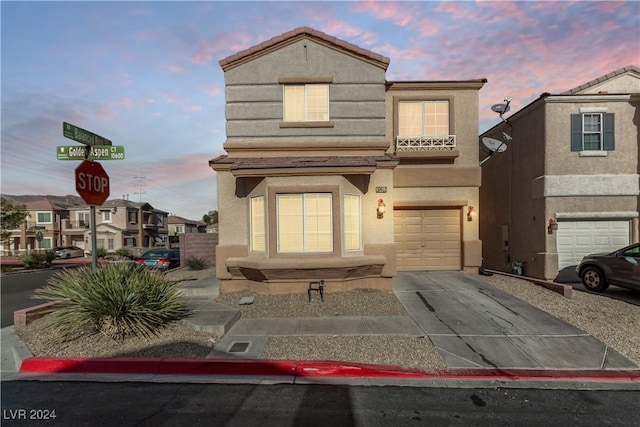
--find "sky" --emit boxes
[1,1,639,222]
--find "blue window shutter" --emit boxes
[603,113,615,151]
[570,114,582,151]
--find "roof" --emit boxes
[210,154,398,172]
[1,194,85,210]
[219,26,390,71]
[560,65,640,95]
[168,215,204,226]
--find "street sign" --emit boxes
[75,160,110,206]
[63,122,112,146]
[57,145,125,160]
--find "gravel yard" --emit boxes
[14,267,640,369]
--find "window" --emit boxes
[571,113,614,151]
[97,239,105,249]
[125,237,135,247]
[283,84,329,121]
[128,211,137,224]
[108,239,114,250]
[39,238,52,249]
[36,212,52,224]
[398,101,449,136]
[102,211,111,222]
[77,211,90,227]
[174,225,184,234]
[156,214,164,226]
[344,194,362,251]
[277,193,332,253]
[250,196,266,252]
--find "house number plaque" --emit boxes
[375,186,387,193]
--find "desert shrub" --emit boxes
[115,248,132,259]
[21,250,56,268]
[34,262,188,342]
[186,256,207,270]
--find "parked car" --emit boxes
[576,243,640,292]
[134,249,180,271]
[54,246,85,259]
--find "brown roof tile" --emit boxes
[560,65,640,94]
[219,26,390,71]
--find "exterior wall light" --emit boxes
[548,218,558,234]
[467,206,476,222]
[377,199,386,219]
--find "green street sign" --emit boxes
[63,122,112,146]
[57,145,125,160]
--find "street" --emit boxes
[0,265,80,327]
[1,381,639,426]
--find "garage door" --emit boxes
[394,209,461,271]
[557,220,630,269]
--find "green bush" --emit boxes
[115,248,132,259]
[34,263,188,342]
[186,256,207,270]
[20,250,56,268]
[96,247,108,259]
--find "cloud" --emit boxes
[190,31,254,64]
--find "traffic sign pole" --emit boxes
[90,206,97,268]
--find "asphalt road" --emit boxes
[2,381,639,426]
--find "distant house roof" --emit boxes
[1,194,85,210]
[219,26,390,71]
[560,64,640,95]
[168,215,204,226]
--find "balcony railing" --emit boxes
[62,220,91,230]
[395,135,456,151]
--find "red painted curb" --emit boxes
[19,357,640,382]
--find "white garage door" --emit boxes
[394,209,461,271]
[557,220,630,269]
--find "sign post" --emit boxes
[75,160,110,267]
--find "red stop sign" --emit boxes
[75,160,110,206]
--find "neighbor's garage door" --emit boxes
[395,209,461,271]
[556,220,630,269]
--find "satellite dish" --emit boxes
[482,137,507,153]
[491,103,511,114]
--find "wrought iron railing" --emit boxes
[395,135,456,151]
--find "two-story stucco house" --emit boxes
[210,27,485,294]
[1,194,169,255]
[480,65,640,280]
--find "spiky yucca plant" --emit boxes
[34,262,188,342]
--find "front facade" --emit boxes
[210,27,485,293]
[2,195,169,255]
[480,65,640,280]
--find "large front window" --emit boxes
[283,84,329,121]
[398,101,449,137]
[277,193,332,253]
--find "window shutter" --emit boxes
[570,114,582,151]
[603,113,615,151]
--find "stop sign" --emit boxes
[75,160,110,205]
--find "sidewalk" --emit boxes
[3,269,639,387]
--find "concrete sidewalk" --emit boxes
[3,269,638,384]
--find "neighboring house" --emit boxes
[0,195,83,255]
[168,215,206,235]
[1,195,169,255]
[210,27,485,293]
[479,65,640,280]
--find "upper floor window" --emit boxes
[571,113,614,152]
[128,211,137,224]
[102,211,111,222]
[283,84,329,122]
[36,212,52,224]
[174,225,184,234]
[398,101,449,137]
[277,193,332,253]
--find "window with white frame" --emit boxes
[398,101,449,136]
[344,194,362,251]
[125,237,135,247]
[36,212,52,224]
[250,196,266,252]
[277,193,332,253]
[108,239,114,250]
[174,225,184,234]
[77,211,90,227]
[97,239,105,249]
[39,238,52,249]
[283,84,329,121]
[102,211,111,222]
[571,113,615,151]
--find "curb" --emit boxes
[18,357,640,383]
